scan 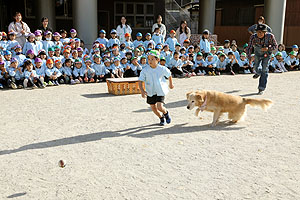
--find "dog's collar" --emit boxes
[200,95,207,112]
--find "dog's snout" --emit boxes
[187,106,190,109]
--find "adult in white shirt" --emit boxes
[152,15,166,39]
[8,12,31,48]
[116,16,132,44]
[175,21,191,46]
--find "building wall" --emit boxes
[99,0,165,37]
[214,0,300,47]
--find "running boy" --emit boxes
[138,50,174,126]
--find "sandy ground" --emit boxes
[0,72,300,200]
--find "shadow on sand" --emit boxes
[81,93,118,98]
[0,122,244,156]
[133,99,187,113]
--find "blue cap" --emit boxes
[3,50,12,56]
[99,29,106,34]
[136,32,142,37]
[145,33,151,36]
[292,44,298,49]
[110,29,117,34]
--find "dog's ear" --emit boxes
[195,92,204,102]
[186,91,193,99]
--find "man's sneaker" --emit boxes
[48,81,54,86]
[71,79,76,85]
[0,83,3,89]
[11,82,17,89]
[253,74,260,79]
[160,117,166,126]
[258,89,264,95]
[164,111,171,124]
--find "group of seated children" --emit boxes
[1,27,299,90]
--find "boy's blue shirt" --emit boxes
[138,64,171,97]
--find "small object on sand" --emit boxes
[58,160,66,168]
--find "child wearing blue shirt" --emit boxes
[72,59,85,83]
[284,51,299,71]
[138,50,174,126]
[96,30,109,47]
[133,32,144,49]
[165,33,177,51]
[45,59,61,86]
[8,57,23,89]
[168,51,184,77]
[199,30,210,58]
[23,60,45,89]
[124,33,134,51]
[205,53,217,76]
[83,58,96,83]
[152,28,164,46]
[160,45,172,67]
[34,57,46,86]
[238,52,251,74]
[225,52,239,75]
[194,52,207,75]
[215,53,228,75]
[92,55,109,82]
[7,31,20,52]
[0,32,8,53]
[124,57,142,77]
[144,33,155,49]
[107,29,120,49]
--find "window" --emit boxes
[25,0,35,18]
[115,2,155,29]
[222,7,254,26]
[55,0,73,19]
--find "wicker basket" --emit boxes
[106,78,145,95]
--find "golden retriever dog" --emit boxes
[186,90,273,126]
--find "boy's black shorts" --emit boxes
[147,95,165,105]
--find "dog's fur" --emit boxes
[186,90,273,126]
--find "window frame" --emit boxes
[114,2,155,29]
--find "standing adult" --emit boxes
[246,24,278,95]
[38,17,53,37]
[152,15,166,39]
[175,21,191,46]
[116,16,132,44]
[8,12,31,47]
[248,16,272,35]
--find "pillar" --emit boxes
[35,0,56,31]
[198,0,216,34]
[73,0,98,49]
[264,0,287,44]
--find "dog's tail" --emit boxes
[243,98,273,110]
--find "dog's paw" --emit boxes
[195,108,200,117]
[209,123,216,127]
